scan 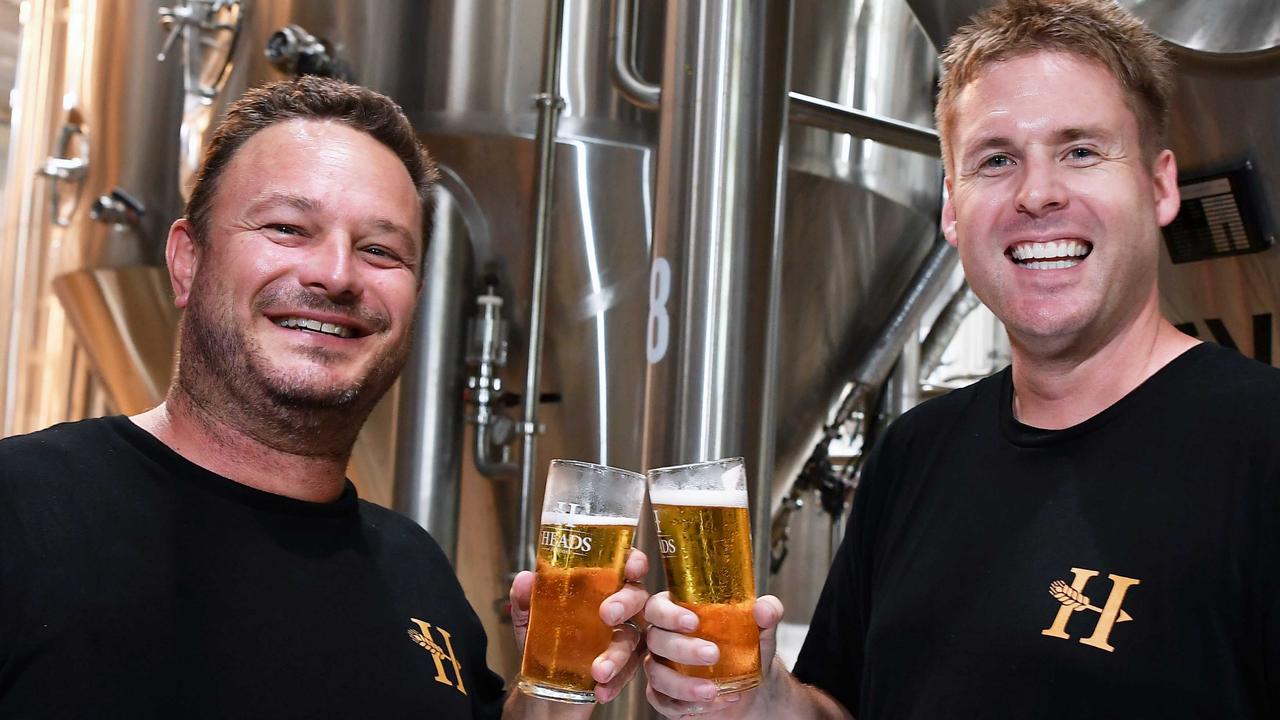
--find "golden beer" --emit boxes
[519,515,636,701]
[652,491,760,692]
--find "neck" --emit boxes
[1009,299,1199,430]
[131,383,357,503]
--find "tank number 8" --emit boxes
[647,257,671,364]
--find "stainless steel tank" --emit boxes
[769,0,942,628]
[0,0,186,435]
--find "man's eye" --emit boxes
[362,245,404,264]
[982,154,1013,169]
[1067,147,1097,161]
[264,224,301,235]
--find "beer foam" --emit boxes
[541,511,639,526]
[648,487,749,508]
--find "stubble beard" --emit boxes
[174,288,410,458]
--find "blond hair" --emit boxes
[936,0,1174,173]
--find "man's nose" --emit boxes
[299,234,362,301]
[1015,156,1069,218]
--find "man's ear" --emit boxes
[1152,149,1181,228]
[166,219,200,309]
[941,178,959,248]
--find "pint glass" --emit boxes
[517,460,645,704]
[648,457,760,693]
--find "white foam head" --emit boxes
[541,511,639,526]
[648,487,749,508]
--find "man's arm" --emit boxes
[501,549,650,719]
[642,593,852,720]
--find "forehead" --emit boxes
[214,119,422,234]
[949,51,1137,147]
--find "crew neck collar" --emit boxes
[107,415,359,517]
[999,342,1210,448]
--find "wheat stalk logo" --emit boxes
[1049,579,1092,611]
[1048,579,1133,622]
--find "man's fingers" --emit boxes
[753,595,784,662]
[623,547,649,582]
[644,591,700,633]
[643,654,721,705]
[509,571,535,624]
[592,622,644,684]
[592,626,645,703]
[601,579,649,626]
[646,626,719,667]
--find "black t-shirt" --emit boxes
[793,343,1280,718]
[0,416,506,719]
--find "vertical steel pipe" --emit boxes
[394,187,471,560]
[642,0,794,587]
[516,0,567,574]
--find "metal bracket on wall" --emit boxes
[36,122,89,228]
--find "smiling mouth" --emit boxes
[274,316,357,339]
[1008,239,1092,270]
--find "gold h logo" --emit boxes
[407,618,468,695]
[1041,567,1140,653]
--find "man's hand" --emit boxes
[509,548,650,704]
[642,592,785,718]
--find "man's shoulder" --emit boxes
[355,499,453,566]
[882,369,1006,445]
[1165,343,1280,422]
[0,416,126,476]
[1183,341,1280,393]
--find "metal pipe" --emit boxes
[474,416,518,478]
[516,0,568,574]
[920,282,981,381]
[393,188,471,561]
[851,235,957,390]
[747,0,795,594]
[609,0,660,110]
[643,0,794,556]
[788,91,941,158]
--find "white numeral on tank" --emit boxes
[647,256,671,364]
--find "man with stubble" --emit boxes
[0,77,648,719]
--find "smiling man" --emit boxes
[0,78,647,719]
[643,1,1280,718]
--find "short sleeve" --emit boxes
[791,436,893,717]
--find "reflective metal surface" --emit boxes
[905,0,991,53]
[51,266,178,415]
[1118,0,1280,55]
[393,186,472,560]
[1,0,185,434]
[773,0,942,512]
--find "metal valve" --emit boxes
[265,24,353,80]
[90,188,146,228]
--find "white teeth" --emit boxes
[274,316,354,338]
[1023,259,1081,270]
[1011,240,1090,262]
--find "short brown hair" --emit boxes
[936,0,1174,173]
[185,76,439,245]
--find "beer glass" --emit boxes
[648,457,760,693]
[517,460,645,704]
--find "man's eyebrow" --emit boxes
[1054,126,1113,144]
[246,192,322,215]
[960,135,1015,161]
[371,218,417,249]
